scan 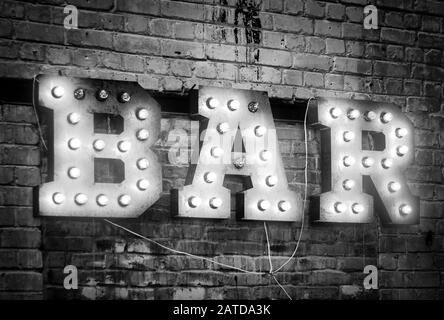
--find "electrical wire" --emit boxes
[272,274,292,300]
[263,222,273,274]
[272,97,313,274]
[31,76,48,151]
[104,219,266,275]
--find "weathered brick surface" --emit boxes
[0,0,443,300]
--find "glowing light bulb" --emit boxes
[388,181,401,193]
[343,131,355,142]
[362,157,374,168]
[330,107,341,118]
[137,179,149,190]
[119,194,131,206]
[396,128,408,138]
[364,111,376,121]
[352,203,364,214]
[136,129,150,140]
[96,194,108,206]
[209,197,222,209]
[207,97,219,109]
[278,200,291,212]
[397,145,409,156]
[260,150,271,161]
[204,172,216,183]
[68,167,80,179]
[120,92,131,103]
[211,146,223,158]
[343,179,355,191]
[52,86,64,98]
[137,158,150,170]
[266,175,278,187]
[254,125,266,137]
[137,108,149,120]
[188,196,201,208]
[347,109,360,120]
[228,99,240,111]
[97,89,108,101]
[118,140,131,152]
[68,112,80,124]
[258,200,270,211]
[93,139,105,151]
[399,204,412,216]
[52,192,65,204]
[75,193,88,205]
[381,158,393,169]
[343,156,355,167]
[68,138,81,150]
[381,112,393,123]
[334,202,347,213]
[217,122,230,134]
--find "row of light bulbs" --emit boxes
[187,196,291,212]
[52,85,132,103]
[203,171,278,187]
[343,155,404,169]
[333,201,412,216]
[330,108,395,123]
[52,192,133,207]
[340,178,401,193]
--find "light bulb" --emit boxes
[399,204,412,216]
[266,175,278,187]
[228,99,240,111]
[209,197,222,209]
[137,158,150,170]
[137,108,149,120]
[207,97,219,109]
[248,101,259,113]
[278,200,291,212]
[118,140,131,152]
[381,112,393,123]
[330,107,341,118]
[343,131,355,142]
[68,112,80,124]
[68,167,80,179]
[68,138,81,150]
[217,122,230,134]
[211,146,223,158]
[364,111,376,121]
[93,139,105,151]
[52,192,65,204]
[136,129,150,140]
[396,128,408,138]
[75,193,88,205]
[119,194,131,206]
[119,92,131,103]
[362,157,374,168]
[347,109,360,120]
[97,89,108,101]
[260,150,271,161]
[381,158,393,169]
[343,156,355,167]
[343,179,355,190]
[137,179,149,190]
[52,86,64,98]
[397,145,409,156]
[254,125,266,137]
[352,203,364,214]
[96,194,108,206]
[388,181,401,193]
[188,196,201,208]
[334,202,347,213]
[258,200,270,211]
[204,172,216,183]
[73,88,85,100]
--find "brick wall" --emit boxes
[0,0,443,299]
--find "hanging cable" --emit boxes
[31,76,48,151]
